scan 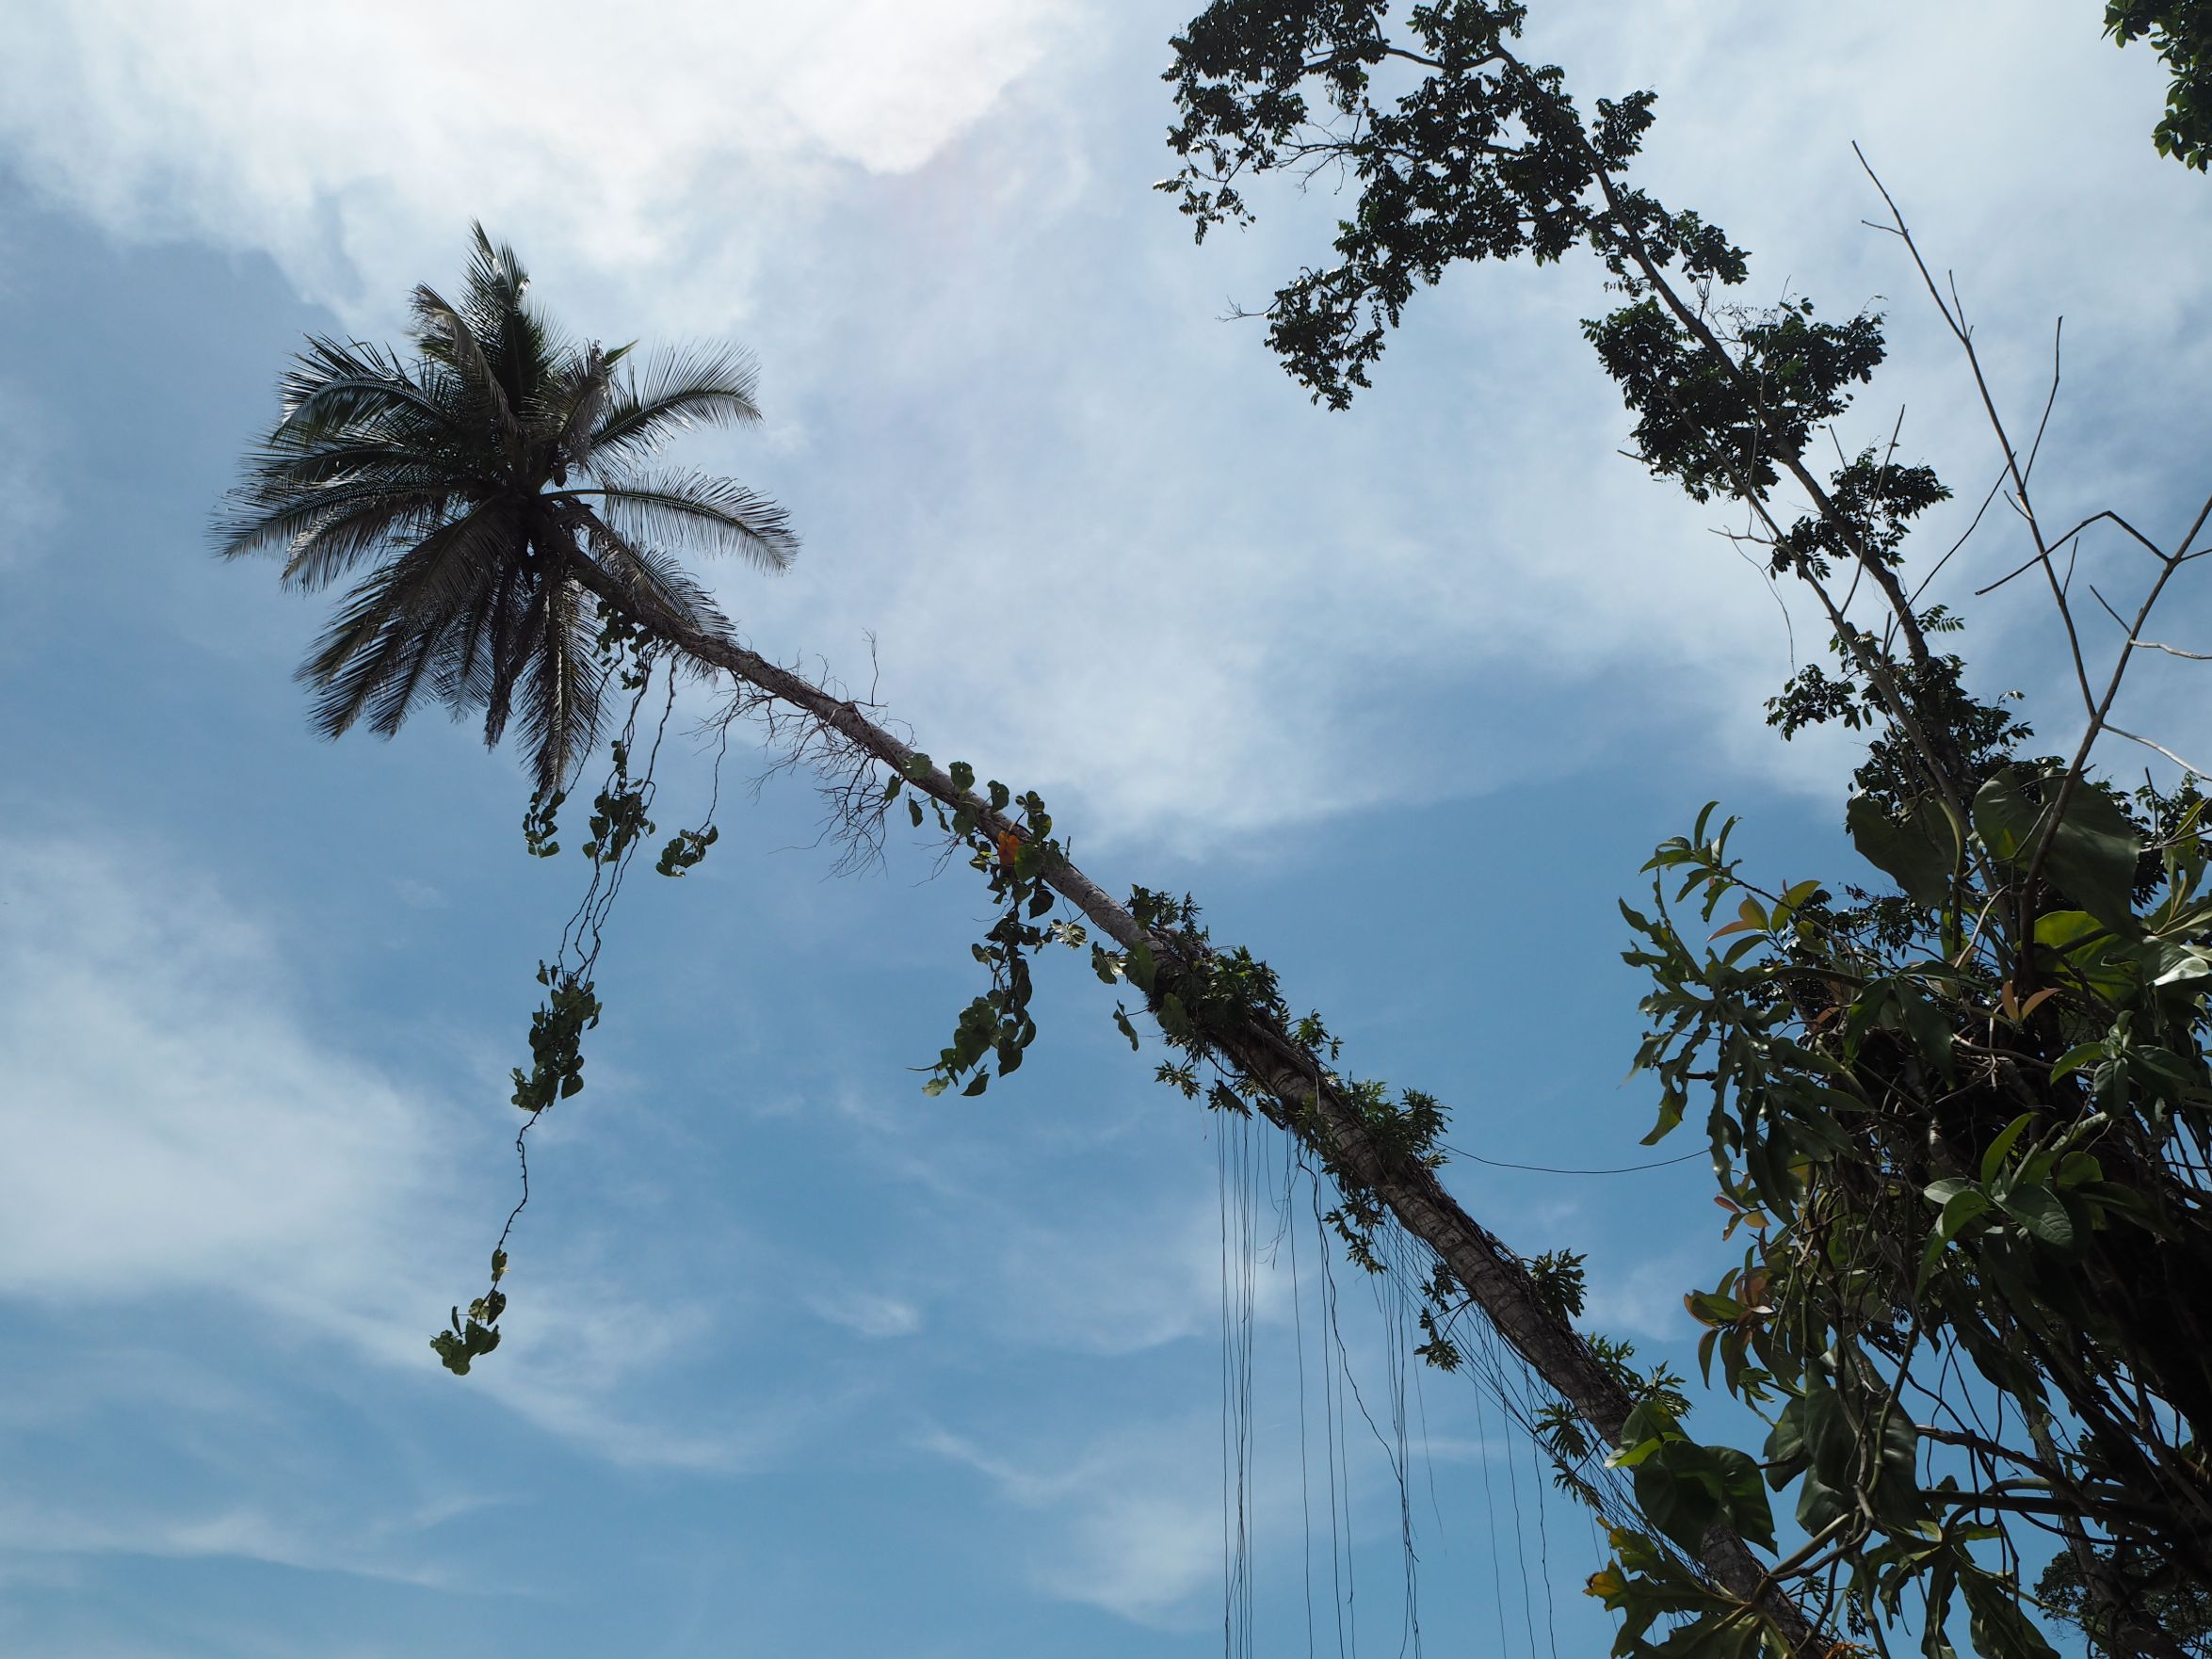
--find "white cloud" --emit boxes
[8,0,2205,849]
[920,1423,1219,1625]
[0,836,436,1304]
[1578,1249,1707,1345]
[0,833,776,1470]
[807,1285,923,1339]
[0,1501,453,1591]
[797,1083,1292,1358]
[0,0,1071,326]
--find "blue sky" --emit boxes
[3,4,2210,1655]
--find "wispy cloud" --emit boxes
[0,0,1071,330]
[0,832,792,1472]
[0,1501,456,1590]
[11,3,2203,851]
[807,1285,924,1339]
[919,1422,1220,1626]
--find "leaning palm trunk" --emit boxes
[557,549,1818,1650]
[220,225,1817,1649]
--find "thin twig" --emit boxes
[2105,724,2212,780]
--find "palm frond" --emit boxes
[300,585,453,744]
[435,570,514,716]
[458,224,570,412]
[238,442,463,493]
[566,507,736,644]
[275,337,461,444]
[296,504,523,716]
[587,343,766,466]
[225,225,794,782]
[544,343,616,475]
[565,469,797,572]
[412,283,525,462]
[216,481,459,585]
[512,557,606,793]
[480,570,547,751]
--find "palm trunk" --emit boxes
[563,553,1819,1650]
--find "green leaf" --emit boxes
[1996,1184,2077,1250]
[2055,1151,2103,1187]
[1974,768,2143,932]
[2153,945,2212,986]
[2051,1041,2106,1080]
[1971,767,2037,862]
[2033,910,2108,952]
[1608,1436,1666,1470]
[1979,1112,2036,1185]
[1896,985,1955,1077]
[1939,1187,1993,1243]
[1631,1445,1723,1554]
[1709,1444,1775,1553]
[1848,793,1962,909]
[1113,1004,1140,1051]
[1124,940,1157,993]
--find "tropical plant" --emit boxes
[216,225,797,795]
[217,10,2212,1659]
[2109,0,2212,169]
[224,234,1802,1628]
[1160,4,2212,1657]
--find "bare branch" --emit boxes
[2106,723,2212,780]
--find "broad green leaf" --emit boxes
[1708,1444,1775,1553]
[1607,1436,1666,1470]
[1763,1397,1806,1487]
[2153,945,2212,986]
[1848,793,1962,908]
[1979,1112,2035,1185]
[2033,910,2107,952]
[1632,1445,1722,1554]
[1939,1187,1993,1243]
[2051,1041,2105,1080]
[2055,1151,2103,1185]
[1974,768,2143,932]
[1997,1184,2077,1251]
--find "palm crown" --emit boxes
[218,226,797,792]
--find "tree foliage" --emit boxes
[218,11,2212,1659]
[1163,4,2212,1656]
[2109,0,2212,169]
[217,224,796,794]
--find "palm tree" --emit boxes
[218,225,798,793]
[220,230,1805,1635]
